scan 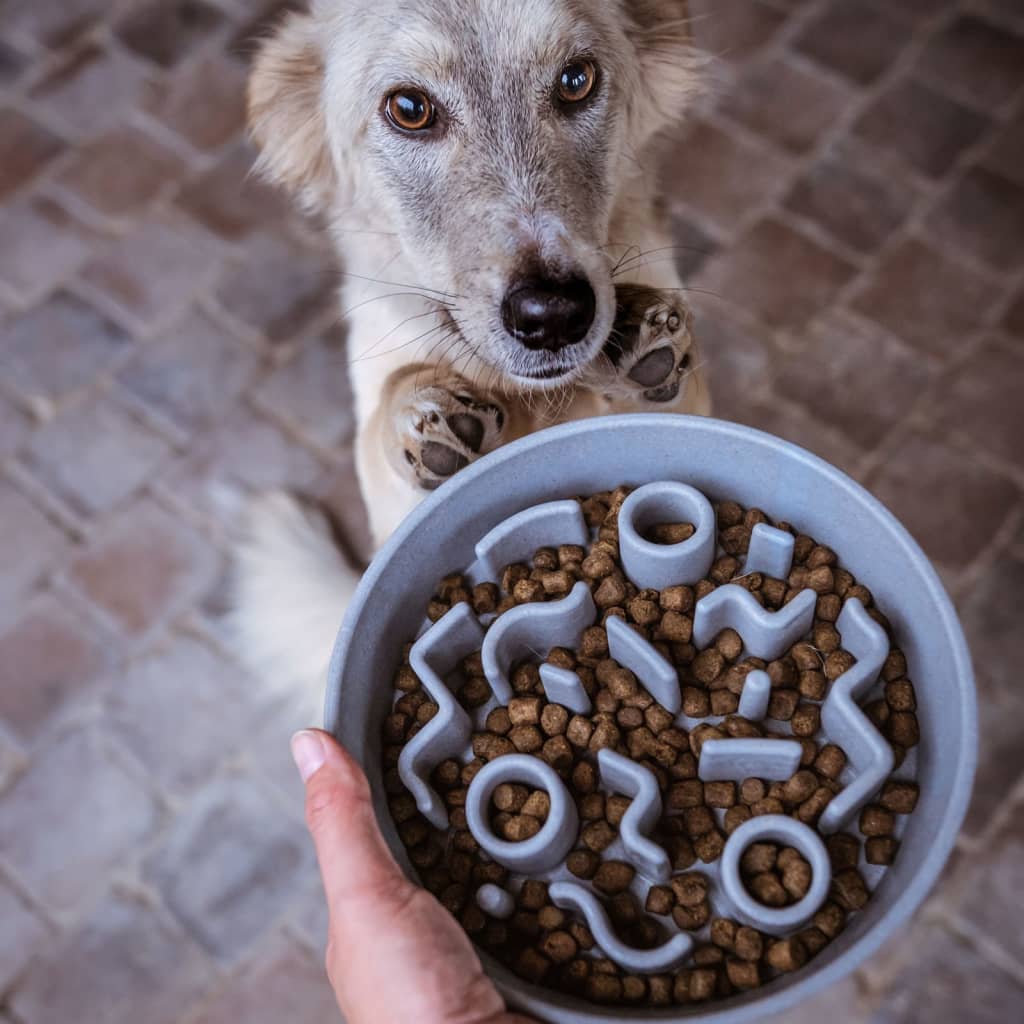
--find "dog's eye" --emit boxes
[557,60,597,105]
[386,89,436,132]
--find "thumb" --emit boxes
[290,730,532,1024]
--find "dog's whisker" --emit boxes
[339,269,465,302]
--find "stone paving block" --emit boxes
[925,165,1024,272]
[80,213,225,328]
[0,291,133,404]
[0,727,27,796]
[720,54,853,155]
[0,592,110,740]
[0,108,67,201]
[118,306,260,435]
[866,430,1018,571]
[67,498,221,638]
[783,141,919,253]
[761,976,869,1024]
[688,0,787,62]
[0,39,29,84]
[0,480,71,616]
[56,127,186,219]
[143,53,247,151]
[662,121,792,235]
[872,928,1023,1023]
[850,238,1002,357]
[115,0,227,69]
[694,310,774,423]
[183,935,340,1024]
[0,196,100,301]
[214,231,337,343]
[0,728,160,912]
[10,892,214,1024]
[983,108,1024,187]
[693,217,857,330]
[143,777,312,963]
[793,0,914,85]
[854,78,991,179]
[105,633,255,794]
[0,393,30,459]
[2,0,108,48]
[1005,291,1024,338]
[176,142,292,241]
[21,394,173,517]
[314,448,378,567]
[774,310,936,450]
[916,14,1024,110]
[667,211,718,280]
[0,881,50,993]
[253,327,356,448]
[29,43,153,138]
[961,555,1023,699]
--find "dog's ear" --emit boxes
[248,11,334,210]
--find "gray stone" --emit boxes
[0,881,50,992]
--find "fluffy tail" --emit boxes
[227,491,361,705]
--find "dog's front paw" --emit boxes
[585,284,697,405]
[395,383,507,491]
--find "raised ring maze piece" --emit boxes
[476,884,516,920]
[465,754,579,873]
[482,581,596,705]
[605,615,681,715]
[818,598,895,834]
[397,603,486,829]
[617,482,717,590]
[698,738,804,783]
[692,585,817,662]
[744,523,796,580]
[550,882,694,974]
[597,749,671,883]
[538,663,592,715]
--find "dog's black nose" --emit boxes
[501,276,596,351]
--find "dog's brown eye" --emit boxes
[557,60,597,104]
[386,90,435,131]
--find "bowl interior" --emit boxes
[326,414,977,1023]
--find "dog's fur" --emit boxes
[233,0,711,692]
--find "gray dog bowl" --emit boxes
[325,414,977,1023]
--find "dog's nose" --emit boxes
[501,276,596,351]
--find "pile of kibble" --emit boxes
[380,488,921,1007]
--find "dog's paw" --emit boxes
[395,384,507,491]
[584,284,697,405]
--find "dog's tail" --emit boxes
[226,491,361,705]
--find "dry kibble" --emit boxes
[704,781,737,808]
[473,733,516,761]
[502,814,542,841]
[880,780,919,814]
[593,861,635,895]
[493,783,528,813]
[826,833,860,873]
[508,697,542,725]
[682,686,711,717]
[767,689,799,721]
[726,958,761,990]
[605,794,631,827]
[797,787,834,825]
[541,735,573,771]
[733,926,763,962]
[748,872,788,908]
[693,830,725,863]
[581,820,617,853]
[887,711,920,748]
[509,724,544,753]
[645,885,675,916]
[814,744,847,780]
[684,805,716,837]
[767,937,808,972]
[693,648,725,684]
[567,849,599,879]
[866,836,900,865]
[724,805,752,834]
[798,669,827,700]
[831,870,870,911]
[672,900,711,930]
[824,649,855,680]
[740,778,766,805]
[522,790,550,820]
[814,902,846,939]
[790,703,821,737]
[859,804,895,837]
[782,771,818,806]
[670,873,708,907]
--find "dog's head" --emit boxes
[249,0,698,389]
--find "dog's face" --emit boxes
[250,0,697,389]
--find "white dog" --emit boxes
[233,0,711,691]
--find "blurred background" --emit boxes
[0,0,1021,1021]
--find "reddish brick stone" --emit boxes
[794,0,914,85]
[0,40,29,84]
[783,142,918,253]
[22,395,173,516]
[143,778,312,962]
[80,214,224,326]
[916,15,1024,110]
[694,218,857,330]
[866,430,1017,570]
[1004,291,1024,337]
[215,232,336,342]
[926,166,1024,271]
[0,197,98,299]
[688,0,787,62]
[11,893,213,1024]
[56,127,185,218]
[663,121,791,234]
[850,239,1001,357]
[68,499,220,637]
[854,79,991,179]
[721,55,852,155]
[0,292,132,402]
[0,481,70,614]
[697,311,774,425]
[984,109,1024,187]
[0,108,66,200]
[30,44,152,136]
[774,311,935,450]
[668,212,718,280]
[0,594,109,739]
[0,728,160,911]
[144,54,247,151]
[119,307,258,434]
[3,0,107,47]
[185,937,339,1024]
[116,0,226,68]
[0,882,50,993]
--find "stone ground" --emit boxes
[0,0,1022,1021]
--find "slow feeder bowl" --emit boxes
[326,414,976,1023]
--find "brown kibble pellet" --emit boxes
[740,842,777,874]
[682,686,711,717]
[514,947,549,984]
[827,833,860,873]
[689,723,725,757]
[814,744,847,780]
[693,648,725,684]
[704,781,736,808]
[740,778,766,805]
[859,804,895,837]
[621,975,647,1003]
[566,715,594,749]
[493,783,528,813]
[668,779,704,809]
[508,697,541,726]
[589,718,621,752]
[518,879,548,910]
[711,917,737,950]
[798,669,827,700]
[509,724,543,753]
[726,958,761,990]
[644,885,674,916]
[766,937,808,972]
[824,649,855,680]
[724,805,752,834]
[734,926,763,962]
[567,849,599,879]
[627,595,661,625]
[748,872,788,907]
[579,625,608,659]
[670,872,708,907]
[473,733,516,761]
[673,900,711,930]
[767,689,799,721]
[540,703,569,737]
[606,794,631,827]
[782,860,812,901]
[714,628,743,661]
[768,657,797,688]
[581,820,617,852]
[541,930,577,964]
[571,760,597,795]
[831,869,870,911]
[617,706,644,729]
[513,577,545,603]
[502,814,542,841]
[540,735,574,770]
[817,593,842,622]
[593,860,635,895]
[471,582,499,614]
[485,707,511,736]
[782,770,819,806]
[579,793,604,820]
[693,830,725,863]
[885,679,917,712]
[522,790,550,819]
[660,584,694,613]
[814,902,846,939]
[586,974,623,1004]
[887,711,920,748]
[791,703,821,737]
[710,690,740,716]
[797,787,833,825]
[799,927,829,955]
[866,836,900,865]
[814,623,841,655]
[666,835,697,870]
[684,805,716,837]
[880,780,919,814]
[657,610,693,644]
[538,905,565,929]
[594,574,628,608]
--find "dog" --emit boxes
[232,0,711,693]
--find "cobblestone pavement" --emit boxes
[1,1,1022,1021]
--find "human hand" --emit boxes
[291,729,537,1024]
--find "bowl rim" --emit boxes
[326,413,978,1023]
